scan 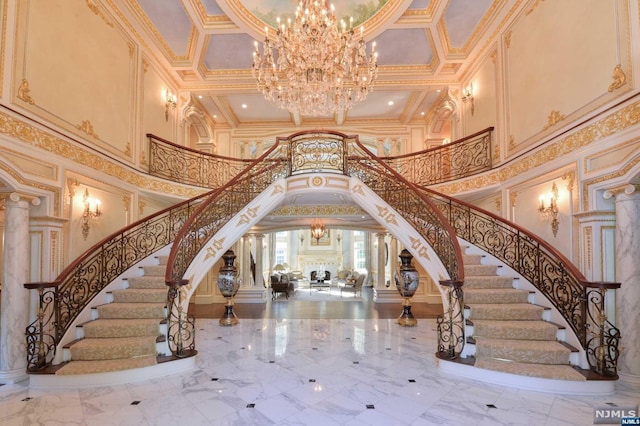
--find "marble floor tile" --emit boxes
[0,318,637,425]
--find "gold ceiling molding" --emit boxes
[608,64,626,92]
[17,79,35,105]
[0,110,204,199]
[525,0,545,16]
[543,110,566,131]
[126,0,193,62]
[77,120,99,139]
[85,0,114,28]
[434,101,640,199]
[271,205,365,217]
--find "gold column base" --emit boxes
[397,297,417,327]
[220,299,239,327]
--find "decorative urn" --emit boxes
[218,249,240,326]
[394,249,420,326]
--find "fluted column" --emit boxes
[376,233,386,288]
[0,193,40,383]
[241,235,252,286]
[604,184,640,383]
[254,234,265,288]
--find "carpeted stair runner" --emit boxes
[55,256,169,376]
[463,253,583,381]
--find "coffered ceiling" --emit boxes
[114,0,518,128]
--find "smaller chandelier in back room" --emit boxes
[310,219,326,242]
[252,0,379,116]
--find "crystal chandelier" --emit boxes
[252,1,379,116]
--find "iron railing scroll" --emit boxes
[436,280,465,359]
[148,134,252,188]
[288,132,346,175]
[166,279,196,357]
[384,127,493,186]
[582,281,621,376]
[345,138,465,283]
[23,195,210,371]
[418,186,621,377]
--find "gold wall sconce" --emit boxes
[165,90,177,121]
[81,188,102,240]
[538,182,559,237]
[462,84,474,115]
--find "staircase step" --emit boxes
[464,264,499,276]
[462,254,484,265]
[465,288,529,304]
[474,358,586,381]
[472,320,559,340]
[464,276,514,289]
[141,265,166,276]
[468,303,544,320]
[112,288,166,303]
[156,256,168,266]
[68,336,157,361]
[55,355,157,375]
[126,276,166,289]
[82,318,162,338]
[96,302,165,319]
[475,338,571,364]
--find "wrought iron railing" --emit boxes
[165,131,465,359]
[23,194,210,370]
[436,280,465,359]
[417,186,621,377]
[384,127,494,186]
[147,134,252,188]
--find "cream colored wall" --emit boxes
[464,51,498,139]
[504,0,630,153]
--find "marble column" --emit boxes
[604,184,640,383]
[254,234,265,288]
[389,236,398,286]
[241,235,252,286]
[0,193,39,384]
[376,233,386,288]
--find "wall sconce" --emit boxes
[538,182,559,237]
[310,219,326,243]
[81,188,102,240]
[462,84,474,115]
[165,89,177,121]
[336,232,342,245]
[299,231,305,244]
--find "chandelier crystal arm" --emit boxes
[251,0,378,117]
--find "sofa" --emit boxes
[270,273,294,300]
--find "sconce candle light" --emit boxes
[461,84,474,115]
[538,182,559,237]
[310,219,326,243]
[165,89,177,121]
[81,188,102,240]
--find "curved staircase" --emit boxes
[36,256,179,383]
[462,251,585,381]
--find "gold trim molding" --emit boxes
[543,110,566,131]
[77,120,99,139]
[17,79,35,104]
[272,205,365,217]
[608,64,626,92]
[85,0,114,28]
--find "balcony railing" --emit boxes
[383,127,494,186]
[147,134,252,188]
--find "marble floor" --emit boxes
[0,317,638,425]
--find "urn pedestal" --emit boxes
[394,249,419,327]
[218,250,240,326]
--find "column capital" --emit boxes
[603,184,640,200]
[0,192,41,207]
